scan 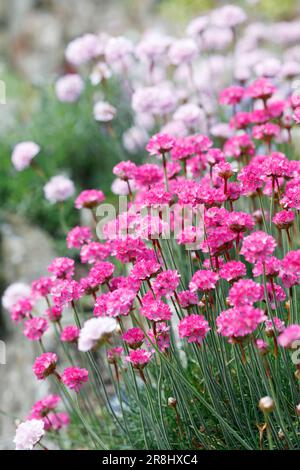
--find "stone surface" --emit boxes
[0,214,56,449]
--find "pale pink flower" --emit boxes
[12,141,40,171]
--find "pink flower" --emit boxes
[107,347,123,364]
[51,280,84,306]
[14,419,45,450]
[263,152,291,178]
[28,394,60,420]
[75,189,105,209]
[94,288,136,318]
[168,38,198,65]
[141,296,172,322]
[253,256,281,278]
[189,270,219,293]
[66,226,92,249]
[46,306,63,322]
[152,269,180,297]
[293,107,300,124]
[23,317,48,341]
[219,261,246,282]
[278,325,300,348]
[84,262,115,288]
[272,210,295,229]
[280,250,300,287]
[240,231,276,263]
[280,179,300,210]
[246,77,276,100]
[265,317,285,335]
[111,237,147,263]
[228,279,263,307]
[252,123,280,141]
[216,306,267,339]
[33,352,58,380]
[146,323,170,352]
[126,349,152,368]
[48,257,75,280]
[11,297,33,323]
[226,211,255,233]
[62,367,89,392]
[80,242,111,264]
[113,161,137,180]
[219,86,244,106]
[133,163,163,187]
[44,175,75,203]
[177,290,198,308]
[224,134,255,159]
[146,133,176,156]
[122,328,145,349]
[65,34,101,66]
[55,74,84,102]
[201,226,236,256]
[12,141,40,171]
[43,412,70,432]
[178,314,210,344]
[31,277,54,298]
[60,325,80,343]
[130,259,161,281]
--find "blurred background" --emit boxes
[0,0,300,449]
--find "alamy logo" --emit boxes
[0,340,6,365]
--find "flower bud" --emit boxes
[295,369,300,380]
[296,404,300,416]
[259,396,274,413]
[168,397,177,408]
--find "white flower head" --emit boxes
[78,317,117,352]
[14,419,45,450]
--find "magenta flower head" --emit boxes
[272,210,295,230]
[219,261,246,283]
[228,279,264,307]
[75,189,105,209]
[178,314,210,344]
[219,86,244,106]
[189,270,219,293]
[107,347,123,364]
[246,77,276,101]
[141,296,172,322]
[152,269,180,297]
[130,259,161,281]
[48,257,75,280]
[126,349,152,369]
[23,317,48,341]
[122,327,145,350]
[177,290,198,309]
[240,231,277,263]
[113,160,137,181]
[94,288,136,318]
[31,277,54,298]
[60,325,80,343]
[62,367,89,392]
[146,133,176,156]
[278,325,300,348]
[216,306,267,340]
[33,352,58,380]
[66,226,92,249]
[10,297,33,323]
[11,141,40,171]
[46,305,63,323]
